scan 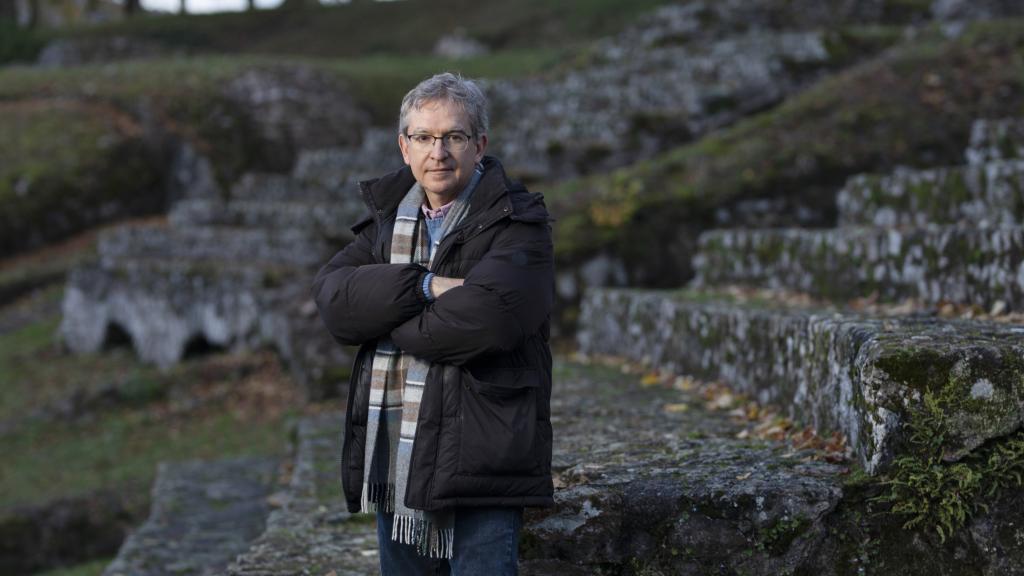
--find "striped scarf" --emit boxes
[361,165,481,558]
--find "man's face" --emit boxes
[399,99,487,207]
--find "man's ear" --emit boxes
[475,133,488,163]
[398,133,411,165]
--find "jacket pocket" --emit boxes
[457,368,540,476]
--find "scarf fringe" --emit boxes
[392,513,454,559]
[361,482,394,513]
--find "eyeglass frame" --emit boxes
[402,130,477,152]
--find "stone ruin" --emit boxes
[59,128,402,401]
[485,1,851,182]
[572,117,1024,573]
[49,3,1024,572]
[86,118,1024,576]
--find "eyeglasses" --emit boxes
[404,131,474,153]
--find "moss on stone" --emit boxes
[876,376,1024,542]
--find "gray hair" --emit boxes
[398,72,489,138]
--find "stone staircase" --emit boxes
[563,118,1024,573]
[59,128,402,401]
[691,118,1024,310]
[582,117,1024,472]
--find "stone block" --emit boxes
[837,160,1024,227]
[97,223,331,269]
[102,455,280,576]
[167,198,361,242]
[693,225,1024,310]
[966,118,1024,165]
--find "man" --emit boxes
[311,72,554,575]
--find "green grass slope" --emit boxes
[4,0,676,64]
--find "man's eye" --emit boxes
[448,134,468,145]
[411,135,433,145]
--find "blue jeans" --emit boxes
[376,507,523,576]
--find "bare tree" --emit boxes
[180,0,187,14]
[124,0,141,17]
[248,0,257,11]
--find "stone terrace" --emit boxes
[583,118,1024,473]
[692,118,1024,310]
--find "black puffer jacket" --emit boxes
[311,156,555,513]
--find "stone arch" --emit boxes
[101,321,133,351]
[182,333,225,360]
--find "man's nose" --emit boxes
[429,139,450,159]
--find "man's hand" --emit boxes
[430,276,464,298]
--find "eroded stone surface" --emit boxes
[693,225,1024,310]
[102,456,280,576]
[577,288,1024,473]
[168,198,361,242]
[967,117,1024,165]
[97,223,332,270]
[837,160,1024,227]
[525,360,845,574]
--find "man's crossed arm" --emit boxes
[311,219,553,366]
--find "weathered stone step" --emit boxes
[60,263,351,400]
[522,358,845,575]
[167,198,362,241]
[102,455,280,576]
[966,117,1024,165]
[228,173,341,204]
[522,358,1024,576]
[837,160,1024,227]
[97,223,332,269]
[577,288,1024,474]
[693,225,1024,310]
[226,412,379,576]
[292,127,403,191]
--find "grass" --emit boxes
[0,99,160,258]
[0,292,303,510]
[0,227,100,306]
[3,0,675,64]
[0,288,174,424]
[0,48,564,121]
[35,557,112,576]
[0,399,297,510]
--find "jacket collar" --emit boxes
[359,155,520,225]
